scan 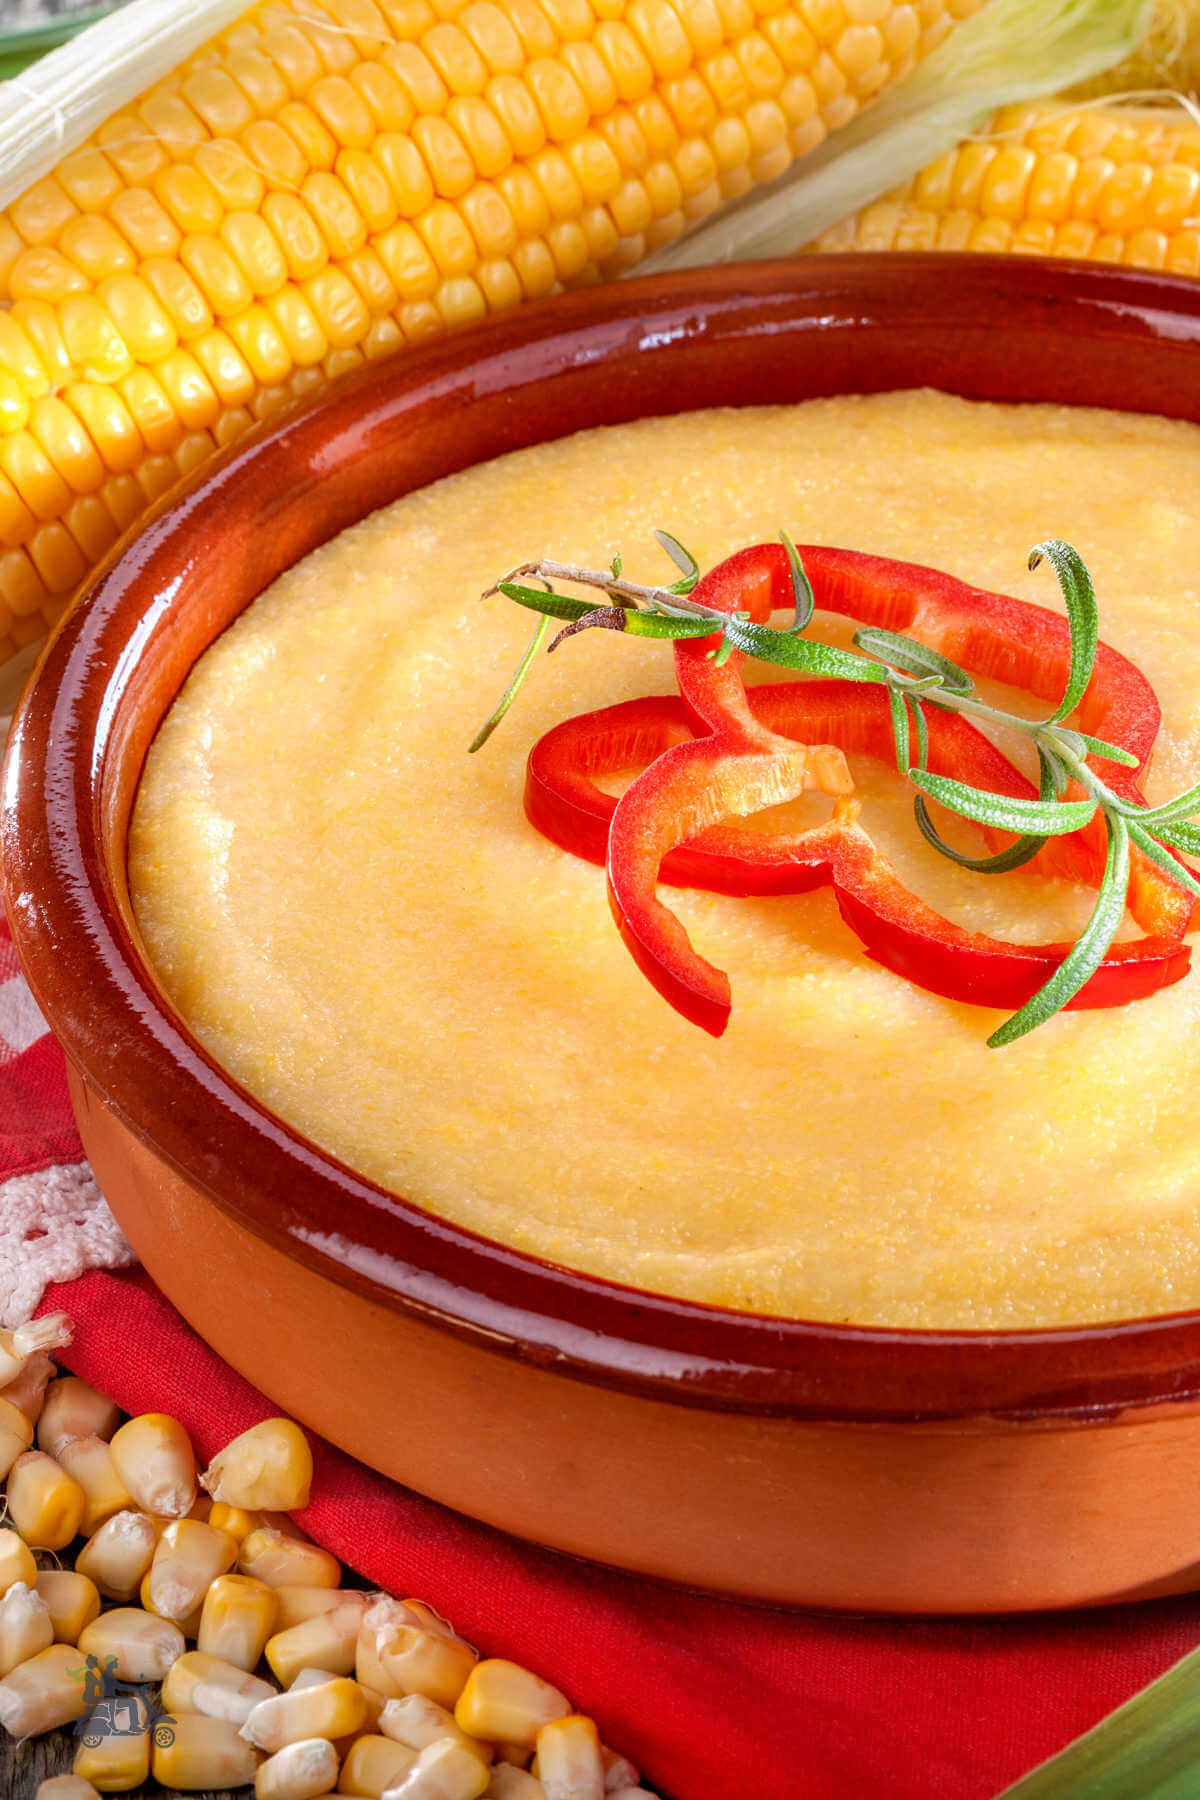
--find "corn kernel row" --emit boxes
[815,100,1200,272]
[0,0,985,666]
[0,1337,655,1798]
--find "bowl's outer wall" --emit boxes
[11,256,1200,1608]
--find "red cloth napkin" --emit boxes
[0,910,1195,1800]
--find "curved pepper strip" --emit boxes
[536,545,1192,1036]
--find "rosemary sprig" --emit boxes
[474,535,1200,1047]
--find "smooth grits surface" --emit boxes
[130,391,1200,1329]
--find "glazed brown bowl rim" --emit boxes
[8,253,1200,1427]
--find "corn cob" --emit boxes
[0,0,984,675]
[814,98,1200,274]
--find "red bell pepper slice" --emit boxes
[528,545,1192,1036]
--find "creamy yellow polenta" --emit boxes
[129,390,1200,1329]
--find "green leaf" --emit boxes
[498,581,602,623]
[610,552,623,580]
[853,626,974,695]
[1127,780,1200,830]
[1029,539,1099,724]
[988,811,1130,1049]
[1127,824,1200,903]
[1075,732,1139,768]
[888,684,910,773]
[908,770,1096,837]
[623,612,715,641]
[779,530,815,634]
[910,695,929,772]
[727,618,889,683]
[468,614,553,753]
[994,1641,1200,1798]
[1151,818,1200,858]
[913,749,1056,874]
[654,530,700,594]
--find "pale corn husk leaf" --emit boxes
[996,1643,1200,1797]
[0,0,248,211]
[1074,0,1200,97]
[643,0,1153,272]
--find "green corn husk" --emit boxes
[996,1644,1200,1797]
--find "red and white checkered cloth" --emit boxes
[8,910,1200,1800]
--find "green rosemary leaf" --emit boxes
[468,613,553,753]
[988,812,1130,1049]
[727,618,889,683]
[1127,779,1200,830]
[908,770,1096,837]
[610,552,622,580]
[910,695,929,772]
[779,530,815,634]
[913,749,1056,874]
[994,1642,1200,1797]
[623,612,715,641]
[1075,731,1139,768]
[1152,818,1200,858]
[853,626,974,695]
[1030,539,1099,724]
[655,529,700,594]
[888,683,910,773]
[498,581,602,623]
[1127,823,1200,902]
[709,632,737,666]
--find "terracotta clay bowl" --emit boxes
[8,254,1200,1616]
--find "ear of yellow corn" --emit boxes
[814,98,1200,277]
[0,0,994,689]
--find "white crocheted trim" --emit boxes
[0,1161,135,1327]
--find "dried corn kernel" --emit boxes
[267,1600,364,1688]
[36,1778,103,1800]
[163,1648,278,1724]
[384,1738,490,1800]
[0,1531,37,1600]
[534,1716,603,1800]
[198,1572,280,1671]
[6,1449,86,1549]
[278,1588,366,1633]
[201,1417,313,1512]
[147,1518,240,1622]
[37,1377,121,1457]
[379,1627,477,1709]
[108,1413,197,1519]
[0,1584,54,1677]
[338,1733,418,1797]
[0,1354,55,1427]
[34,1571,101,1646]
[74,1693,151,1793]
[455,1663,569,1751]
[0,1643,91,1737]
[240,1529,341,1591]
[77,1607,186,1682]
[0,1397,36,1480]
[379,1694,490,1762]
[208,1503,263,1543]
[0,1316,71,1388]
[75,1511,158,1603]
[257,1736,341,1800]
[242,1676,368,1752]
[153,1711,262,1790]
[55,1436,132,1536]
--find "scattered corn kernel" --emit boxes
[600,1748,640,1791]
[108,1413,197,1518]
[338,1733,418,1797]
[35,1570,101,1645]
[198,1572,280,1671]
[37,1377,122,1458]
[75,1511,158,1603]
[138,1568,205,1639]
[77,1607,185,1682]
[7,1449,87,1549]
[380,1695,490,1762]
[535,1716,604,1800]
[146,1518,239,1622]
[0,1642,92,1737]
[153,1711,262,1790]
[382,1738,490,1800]
[267,1600,365,1688]
[357,1600,425,1697]
[0,1582,54,1676]
[0,1396,35,1480]
[279,1587,367,1633]
[242,1675,368,1752]
[455,1663,570,1751]
[36,1778,103,1800]
[0,1316,72,1388]
[240,1529,341,1591]
[54,1436,132,1536]
[257,1736,341,1800]
[379,1628,477,1710]
[0,1527,37,1605]
[163,1648,278,1724]
[0,1353,55,1426]
[202,1418,313,1512]
[484,1771,545,1800]
[209,1503,264,1543]
[74,1693,150,1792]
